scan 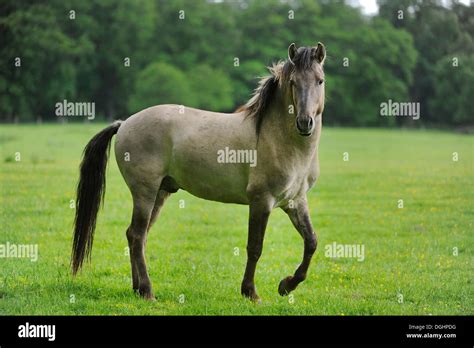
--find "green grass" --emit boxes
[0,123,473,315]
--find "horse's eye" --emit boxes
[318,79,324,85]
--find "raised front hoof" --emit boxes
[278,276,297,296]
[241,287,262,303]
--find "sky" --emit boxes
[353,0,472,15]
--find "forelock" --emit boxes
[292,46,315,70]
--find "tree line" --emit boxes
[0,0,472,126]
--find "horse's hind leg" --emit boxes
[146,176,178,234]
[279,196,317,296]
[126,225,140,293]
[147,190,171,233]
[126,188,159,300]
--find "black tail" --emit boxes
[72,121,122,275]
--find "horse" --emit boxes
[72,42,326,302]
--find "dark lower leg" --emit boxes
[129,202,155,300]
[241,201,271,302]
[133,241,153,299]
[126,227,139,291]
[278,234,317,295]
[279,200,317,296]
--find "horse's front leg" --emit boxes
[241,197,272,302]
[279,196,317,296]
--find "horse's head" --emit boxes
[286,43,326,137]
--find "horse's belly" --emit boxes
[170,158,250,205]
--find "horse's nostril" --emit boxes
[296,117,313,135]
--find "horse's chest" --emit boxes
[273,162,319,205]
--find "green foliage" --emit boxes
[378,0,474,125]
[189,65,234,111]
[0,0,472,126]
[0,2,79,121]
[430,54,474,125]
[128,62,196,113]
[231,60,269,107]
[323,17,417,126]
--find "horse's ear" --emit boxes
[288,43,297,65]
[313,42,326,65]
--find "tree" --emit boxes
[378,0,473,124]
[430,54,474,125]
[78,0,155,119]
[0,0,470,127]
[128,62,196,113]
[189,64,234,111]
[0,1,79,121]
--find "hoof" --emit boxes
[245,294,262,304]
[241,287,261,303]
[141,292,156,301]
[138,286,155,301]
[278,276,295,296]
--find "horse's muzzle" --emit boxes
[296,116,314,136]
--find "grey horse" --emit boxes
[72,42,326,302]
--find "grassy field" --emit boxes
[0,124,472,315]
